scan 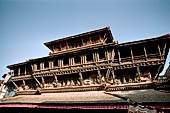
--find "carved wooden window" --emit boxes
[63,57,69,66]
[74,55,81,64]
[86,53,93,62]
[54,58,58,67]
[44,60,49,69]
[119,47,131,62]
[99,50,105,60]
[91,35,99,44]
[37,63,40,70]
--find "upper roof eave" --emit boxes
[44,26,113,47]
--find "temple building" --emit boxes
[1,26,170,96]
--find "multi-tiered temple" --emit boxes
[3,27,170,95]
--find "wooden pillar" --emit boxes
[81,56,83,64]
[24,66,27,75]
[157,44,162,59]
[162,43,167,59]
[66,41,69,49]
[111,70,115,80]
[97,69,102,84]
[97,53,99,62]
[94,52,99,62]
[137,66,141,78]
[31,64,34,71]
[33,76,42,88]
[84,55,87,63]
[93,53,96,62]
[99,34,102,43]
[40,63,44,70]
[69,58,71,66]
[111,49,115,62]
[54,74,58,84]
[105,69,110,82]
[79,72,84,86]
[144,46,148,61]
[23,79,26,86]
[41,76,45,85]
[51,61,54,69]
[58,59,63,67]
[130,47,134,63]
[118,49,121,64]
[18,67,20,76]
[89,37,92,44]
[11,81,19,90]
[82,38,85,46]
[154,65,163,80]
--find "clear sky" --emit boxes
[0,0,170,80]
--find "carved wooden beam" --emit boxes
[11,80,19,90]
[154,65,163,80]
[157,44,162,59]
[33,76,42,88]
[162,43,167,59]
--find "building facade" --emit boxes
[3,26,170,95]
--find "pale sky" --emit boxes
[0,0,170,80]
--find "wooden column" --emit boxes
[81,56,83,64]
[99,34,102,43]
[84,55,87,63]
[111,49,115,62]
[97,53,99,62]
[130,47,134,63]
[54,74,58,84]
[157,44,162,59]
[33,76,42,88]
[18,67,20,76]
[40,63,44,70]
[82,38,85,46]
[144,46,148,61]
[51,61,54,69]
[94,52,99,62]
[24,66,27,75]
[23,79,26,86]
[93,53,96,62]
[162,43,167,59]
[79,72,84,86]
[105,69,111,82]
[97,69,102,83]
[111,70,115,80]
[118,49,121,64]
[41,76,45,86]
[137,66,141,78]
[89,37,92,44]
[66,42,69,49]
[69,58,71,66]
[154,65,163,80]
[58,59,63,67]
[11,81,19,90]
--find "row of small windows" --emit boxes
[38,43,163,69]
[13,43,163,75]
